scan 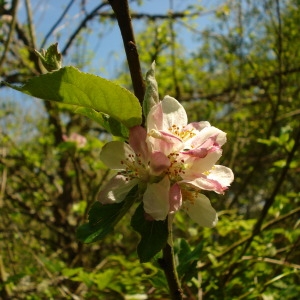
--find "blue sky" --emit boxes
[15,0,224,78]
[2,0,225,118]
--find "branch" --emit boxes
[62,2,109,56]
[198,206,300,271]
[94,10,216,21]
[108,0,145,108]
[239,127,300,257]
[41,0,75,49]
[180,66,300,103]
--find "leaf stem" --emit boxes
[159,216,183,300]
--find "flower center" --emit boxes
[165,152,186,182]
[119,153,149,181]
[169,124,196,141]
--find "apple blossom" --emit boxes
[62,132,87,148]
[98,96,234,227]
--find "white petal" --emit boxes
[208,165,234,187]
[100,141,134,169]
[143,176,170,221]
[185,150,222,174]
[161,96,188,130]
[184,194,218,227]
[97,175,139,204]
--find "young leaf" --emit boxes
[143,61,159,119]
[4,66,142,129]
[131,203,168,263]
[77,186,138,243]
[34,43,62,71]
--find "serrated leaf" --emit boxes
[77,186,138,243]
[4,66,142,129]
[131,203,168,263]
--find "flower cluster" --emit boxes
[98,96,233,227]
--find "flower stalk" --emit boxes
[159,216,183,300]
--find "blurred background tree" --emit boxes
[0,0,299,299]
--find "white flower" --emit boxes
[98,96,234,227]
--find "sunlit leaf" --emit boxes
[4,66,142,130]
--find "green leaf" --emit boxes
[4,66,142,129]
[77,186,138,243]
[74,106,129,138]
[131,203,168,263]
[177,239,203,280]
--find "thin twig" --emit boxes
[41,0,75,49]
[62,3,109,56]
[0,0,19,69]
[24,0,36,48]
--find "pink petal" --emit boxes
[129,126,149,163]
[143,176,170,221]
[181,148,209,158]
[97,175,139,204]
[149,151,170,175]
[184,121,211,132]
[147,129,183,155]
[169,183,182,213]
[207,165,234,187]
[181,175,225,194]
[147,101,163,131]
[189,127,227,149]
